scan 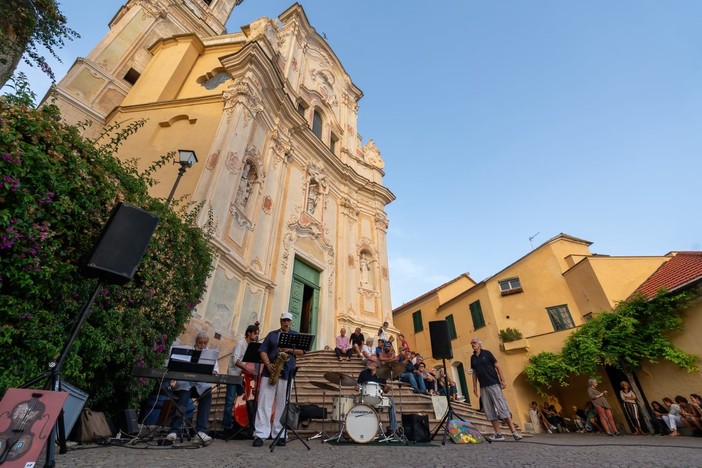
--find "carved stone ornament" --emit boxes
[230,203,254,231]
[362,139,384,169]
[222,71,264,125]
[134,0,167,19]
[225,151,238,174]
[206,150,220,171]
[270,124,294,167]
[340,197,360,225]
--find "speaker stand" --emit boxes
[430,358,491,445]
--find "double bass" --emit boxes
[233,363,258,427]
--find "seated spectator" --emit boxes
[570,405,586,432]
[398,333,410,353]
[650,400,672,436]
[375,339,385,357]
[417,361,437,394]
[448,380,458,400]
[675,395,702,432]
[436,368,447,395]
[662,397,684,436]
[350,327,365,358]
[584,401,602,433]
[334,327,353,361]
[360,337,374,362]
[529,401,555,433]
[690,394,702,418]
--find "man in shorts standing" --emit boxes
[470,337,522,441]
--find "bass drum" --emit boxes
[345,404,379,444]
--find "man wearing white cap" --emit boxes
[252,312,304,447]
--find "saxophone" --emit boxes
[269,351,289,385]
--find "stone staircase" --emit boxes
[209,350,505,438]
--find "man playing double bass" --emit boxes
[222,324,259,435]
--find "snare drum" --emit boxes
[359,382,383,406]
[345,404,379,443]
[331,396,355,421]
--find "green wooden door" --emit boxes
[288,278,305,331]
[456,363,470,404]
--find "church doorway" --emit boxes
[288,258,320,348]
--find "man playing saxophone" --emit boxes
[252,312,304,447]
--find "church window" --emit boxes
[312,110,323,139]
[124,68,141,85]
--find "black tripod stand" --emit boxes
[430,358,491,445]
[20,280,105,467]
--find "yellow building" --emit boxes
[393,233,699,433]
[48,2,395,352]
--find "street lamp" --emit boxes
[165,149,198,208]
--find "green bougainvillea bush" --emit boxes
[0,77,214,413]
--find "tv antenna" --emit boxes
[529,231,540,250]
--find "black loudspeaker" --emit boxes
[429,320,453,359]
[82,203,160,285]
[118,409,140,435]
[402,413,430,442]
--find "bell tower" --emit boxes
[47,0,245,138]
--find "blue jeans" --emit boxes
[222,383,243,430]
[170,387,212,433]
[400,373,426,393]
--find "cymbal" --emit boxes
[311,381,339,392]
[376,361,406,380]
[323,371,356,386]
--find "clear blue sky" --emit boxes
[8,1,702,307]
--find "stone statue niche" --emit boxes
[359,251,374,290]
[306,180,320,215]
[235,162,257,208]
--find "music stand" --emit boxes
[270,333,315,452]
[225,342,261,442]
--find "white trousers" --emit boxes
[253,377,290,440]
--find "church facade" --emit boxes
[49,1,395,350]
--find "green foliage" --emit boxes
[524,289,699,395]
[0,0,78,83]
[523,352,573,396]
[498,327,523,342]
[0,76,214,413]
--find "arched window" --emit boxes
[312,110,323,139]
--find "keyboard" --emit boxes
[131,366,242,385]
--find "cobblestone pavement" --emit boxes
[41,433,702,467]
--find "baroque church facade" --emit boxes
[48,1,395,350]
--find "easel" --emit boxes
[270,332,314,452]
[430,358,490,445]
[225,342,261,442]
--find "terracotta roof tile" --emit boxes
[634,251,702,298]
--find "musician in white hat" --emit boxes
[252,312,304,447]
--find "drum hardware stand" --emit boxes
[271,332,314,452]
[307,387,331,442]
[323,382,348,443]
[377,365,408,444]
[430,358,491,445]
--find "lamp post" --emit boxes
[165,149,198,209]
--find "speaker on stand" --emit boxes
[428,321,491,445]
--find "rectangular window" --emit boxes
[412,310,423,333]
[498,277,523,296]
[547,304,575,331]
[469,300,485,329]
[446,314,457,340]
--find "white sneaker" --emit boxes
[197,431,213,444]
[513,431,523,441]
[166,432,177,442]
[488,433,505,441]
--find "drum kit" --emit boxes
[309,364,409,444]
